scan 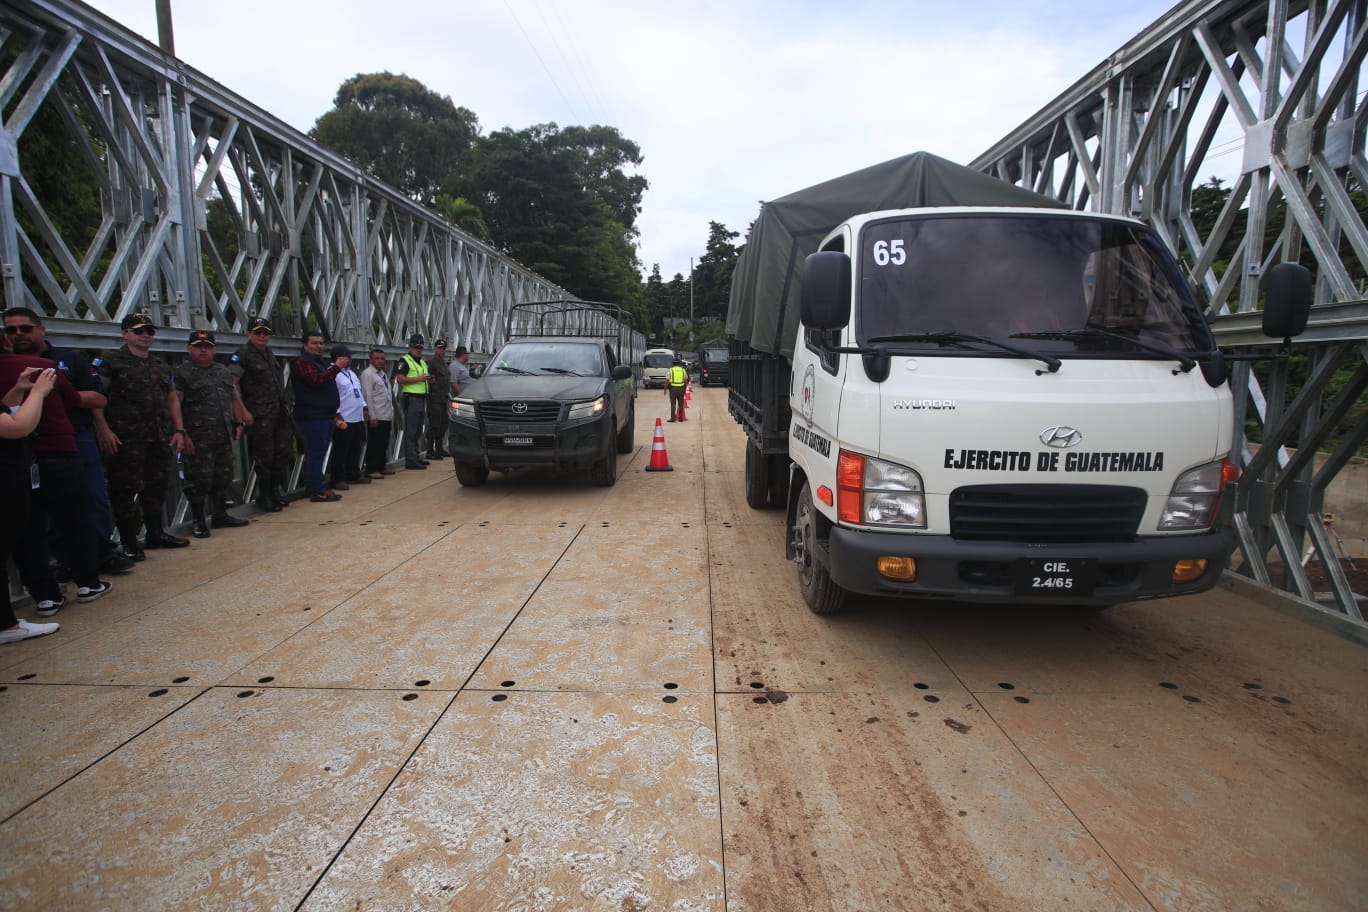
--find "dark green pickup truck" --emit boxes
[446,301,638,487]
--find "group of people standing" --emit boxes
[1,308,473,644]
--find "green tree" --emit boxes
[434,193,490,240]
[691,221,741,321]
[310,72,479,206]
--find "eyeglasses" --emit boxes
[3,324,38,335]
[130,326,156,336]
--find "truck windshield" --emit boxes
[858,214,1211,356]
[703,349,729,363]
[493,341,604,375]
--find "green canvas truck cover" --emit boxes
[725,151,1064,359]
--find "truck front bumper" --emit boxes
[825,527,1229,607]
[448,417,611,471]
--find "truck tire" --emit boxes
[455,462,488,487]
[794,482,846,614]
[744,441,770,509]
[590,442,618,487]
[616,406,634,454]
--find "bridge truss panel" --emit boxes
[973,0,1368,626]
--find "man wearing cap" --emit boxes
[425,339,452,459]
[395,334,431,470]
[289,330,343,502]
[175,330,251,538]
[327,344,368,491]
[450,345,474,396]
[360,348,394,479]
[230,316,295,512]
[96,312,192,556]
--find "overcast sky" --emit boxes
[86,0,1176,280]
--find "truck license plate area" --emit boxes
[1014,559,1095,596]
[503,436,533,446]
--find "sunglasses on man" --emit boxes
[3,324,38,335]
[128,326,156,336]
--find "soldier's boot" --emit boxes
[118,523,146,562]
[255,473,283,512]
[272,480,291,508]
[143,515,190,549]
[212,499,250,529]
[190,504,212,539]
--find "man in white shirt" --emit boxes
[327,345,368,490]
[360,348,395,478]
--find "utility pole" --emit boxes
[689,257,695,349]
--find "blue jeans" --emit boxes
[296,418,333,495]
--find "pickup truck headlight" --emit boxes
[836,450,926,528]
[566,395,608,421]
[1159,458,1237,530]
[449,398,477,421]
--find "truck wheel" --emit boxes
[744,441,770,509]
[616,407,634,454]
[590,445,618,487]
[794,482,846,614]
[454,462,488,487]
[767,454,789,509]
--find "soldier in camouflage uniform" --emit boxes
[425,339,452,459]
[175,330,251,538]
[95,312,191,558]
[230,316,294,511]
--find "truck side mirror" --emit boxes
[1263,263,1312,339]
[611,364,632,380]
[801,251,851,330]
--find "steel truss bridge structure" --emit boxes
[973,0,1368,629]
[0,0,1362,627]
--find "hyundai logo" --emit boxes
[512,402,529,414]
[1040,426,1082,448]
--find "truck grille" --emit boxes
[949,484,1147,542]
[477,400,563,423]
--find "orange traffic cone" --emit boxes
[646,417,673,472]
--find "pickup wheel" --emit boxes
[795,482,846,614]
[590,436,618,487]
[616,406,634,454]
[744,441,770,509]
[454,461,488,487]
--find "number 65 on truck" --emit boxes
[726,153,1310,614]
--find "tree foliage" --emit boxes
[310,72,479,207]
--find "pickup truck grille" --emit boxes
[949,484,1147,542]
[477,400,563,423]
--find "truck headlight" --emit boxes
[1159,458,1237,530]
[836,450,926,528]
[450,398,477,421]
[566,395,608,421]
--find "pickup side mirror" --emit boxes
[801,251,851,330]
[611,364,632,381]
[1263,263,1312,339]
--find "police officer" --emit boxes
[176,330,251,538]
[667,357,688,422]
[96,312,191,557]
[230,316,294,512]
[395,333,430,470]
[425,339,452,459]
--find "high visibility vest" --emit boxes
[668,365,688,387]
[401,354,429,395]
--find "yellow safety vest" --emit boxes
[668,365,688,387]
[401,354,429,395]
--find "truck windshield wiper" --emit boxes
[1009,327,1196,372]
[494,365,536,375]
[867,331,1061,373]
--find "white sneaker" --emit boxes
[0,619,60,644]
[35,596,66,617]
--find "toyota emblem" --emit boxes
[1040,426,1082,448]
[512,402,529,414]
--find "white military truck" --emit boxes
[727,153,1309,613]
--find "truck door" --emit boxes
[789,324,847,514]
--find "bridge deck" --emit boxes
[0,388,1364,911]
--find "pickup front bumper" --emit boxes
[448,413,612,471]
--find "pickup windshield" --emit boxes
[491,341,605,376]
[857,214,1212,357]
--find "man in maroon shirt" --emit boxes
[0,347,113,613]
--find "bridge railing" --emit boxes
[973,0,1368,627]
